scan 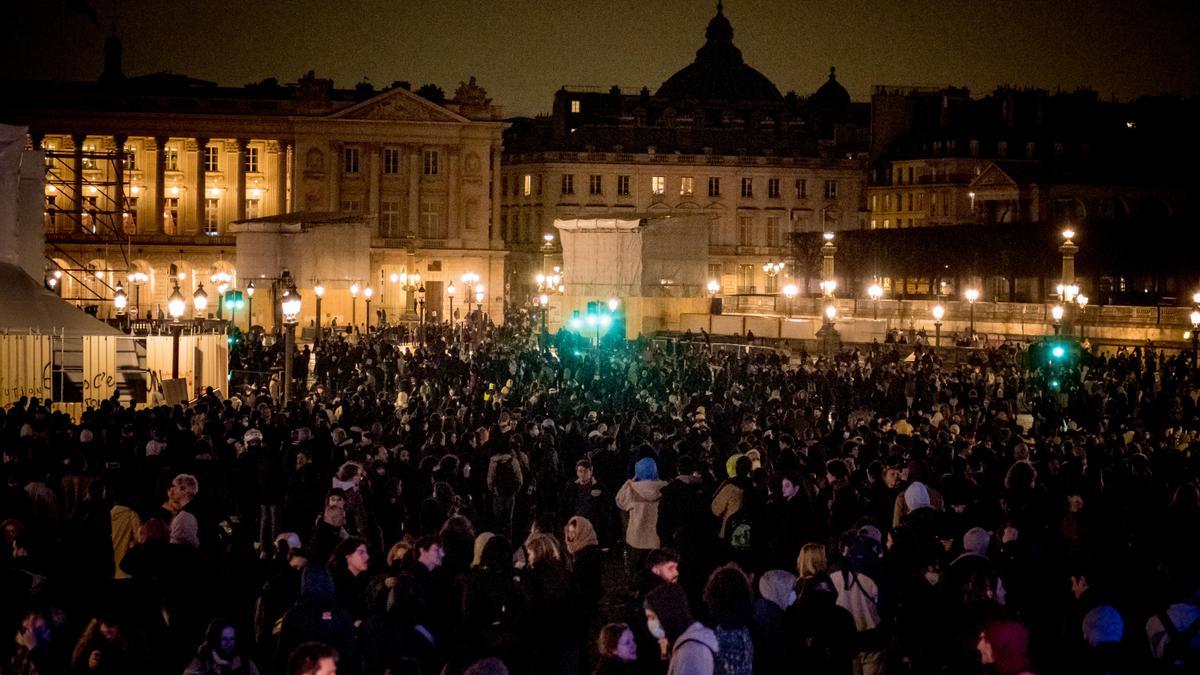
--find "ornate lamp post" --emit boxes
[128,270,148,320]
[783,283,798,317]
[819,304,839,357]
[211,270,233,321]
[417,284,427,343]
[447,281,456,329]
[820,232,837,298]
[364,286,374,334]
[313,282,324,337]
[868,283,883,320]
[193,283,208,320]
[167,282,187,380]
[1051,304,1064,336]
[1076,294,1088,341]
[932,303,945,348]
[1189,309,1200,369]
[474,286,485,322]
[349,281,360,332]
[964,288,979,339]
[246,281,255,330]
[113,282,127,330]
[280,279,301,405]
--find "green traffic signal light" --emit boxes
[1051,345,1065,359]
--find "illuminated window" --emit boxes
[244,146,259,173]
[523,174,532,196]
[708,177,720,197]
[737,264,754,292]
[421,201,443,238]
[767,177,780,198]
[164,147,178,171]
[123,145,137,171]
[422,149,439,175]
[651,176,665,195]
[164,198,179,232]
[246,198,260,220]
[383,147,400,174]
[680,176,694,197]
[343,147,360,174]
[740,177,753,198]
[204,198,219,235]
[560,174,574,195]
[381,200,400,236]
[617,175,631,196]
[570,99,581,113]
[824,180,838,199]
[204,145,219,172]
[589,175,603,195]
[82,143,97,170]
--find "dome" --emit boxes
[656,2,782,103]
[812,66,851,109]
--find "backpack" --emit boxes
[727,508,756,551]
[492,456,520,496]
[1158,609,1200,674]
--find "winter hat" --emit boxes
[243,428,263,443]
[645,581,695,643]
[858,524,883,547]
[275,532,302,550]
[963,527,992,557]
[634,457,659,481]
[904,481,932,511]
[758,569,798,610]
[983,618,1033,675]
[1082,605,1124,647]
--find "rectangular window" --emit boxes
[740,177,753,198]
[589,174,603,195]
[561,174,574,195]
[123,146,137,171]
[737,264,754,293]
[651,176,665,195]
[766,273,779,294]
[381,200,401,236]
[422,149,439,175]
[680,176,694,197]
[383,147,401,174]
[244,146,259,173]
[824,180,838,199]
[796,178,807,199]
[766,216,781,247]
[123,196,138,232]
[870,194,877,211]
[570,99,581,113]
[523,174,532,196]
[907,167,914,183]
[204,198,219,235]
[164,198,179,232]
[343,147,360,174]
[204,145,218,173]
[164,147,178,171]
[536,175,543,196]
[708,176,721,197]
[82,143,97,170]
[767,177,780,198]
[907,193,914,211]
[421,202,443,238]
[617,175,631,196]
[737,216,753,246]
[245,198,260,220]
[340,199,361,213]
[997,141,1008,157]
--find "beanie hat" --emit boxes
[963,527,992,557]
[645,581,694,643]
[1082,605,1124,647]
[634,457,659,481]
[725,454,743,478]
[905,481,932,511]
[983,618,1033,675]
[758,569,798,610]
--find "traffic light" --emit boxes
[223,289,245,310]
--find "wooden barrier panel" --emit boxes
[81,336,117,407]
[0,335,52,404]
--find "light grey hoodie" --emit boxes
[668,621,718,675]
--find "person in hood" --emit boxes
[616,457,667,578]
[274,566,359,675]
[645,581,718,675]
[977,617,1037,675]
[752,570,796,675]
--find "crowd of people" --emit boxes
[3,307,1200,675]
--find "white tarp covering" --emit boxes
[556,214,710,298]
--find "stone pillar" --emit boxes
[490,142,502,245]
[150,137,166,234]
[194,137,209,233]
[408,147,420,236]
[367,144,381,231]
[235,139,248,222]
[113,135,127,234]
[447,150,459,239]
[273,141,288,215]
[72,134,85,233]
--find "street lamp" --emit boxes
[932,303,945,348]
[707,279,721,296]
[607,298,619,313]
[1191,310,1200,368]
[1051,304,1064,336]
[475,286,485,316]
[417,284,427,343]
[167,282,186,380]
[868,283,883,320]
[783,283,798,317]
[246,281,255,330]
[280,282,301,405]
[364,286,374,333]
[964,288,979,338]
[1076,294,1088,341]
[128,270,148,320]
[313,282,325,337]
[193,282,208,319]
[349,282,360,331]
[820,232,837,298]
[447,281,456,328]
[211,270,233,321]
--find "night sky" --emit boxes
[7,0,1198,116]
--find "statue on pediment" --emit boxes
[453,76,491,106]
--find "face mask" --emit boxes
[786,590,797,607]
[647,618,666,640]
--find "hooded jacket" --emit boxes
[615,477,667,550]
[670,622,719,675]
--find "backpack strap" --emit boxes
[676,638,716,655]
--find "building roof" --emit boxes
[656,2,782,103]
